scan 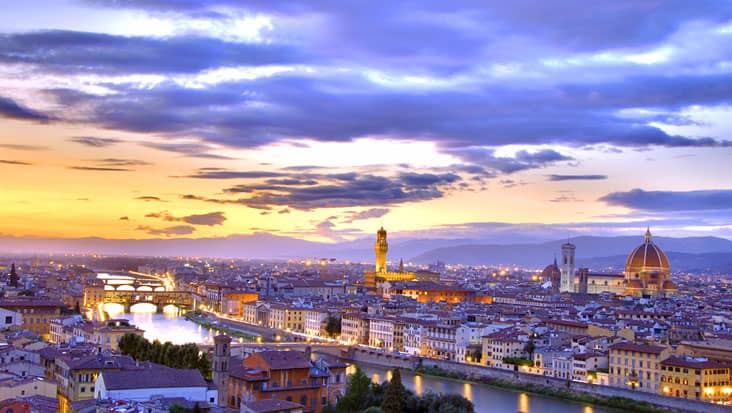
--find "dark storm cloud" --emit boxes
[69,136,122,147]
[0,96,55,122]
[136,224,196,236]
[0,160,33,165]
[599,189,732,211]
[145,211,227,225]
[548,174,608,181]
[0,30,308,75]
[185,169,285,179]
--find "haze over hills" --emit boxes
[1,233,731,272]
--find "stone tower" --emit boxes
[560,241,576,293]
[213,334,231,407]
[9,263,18,288]
[375,227,388,273]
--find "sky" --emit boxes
[0,0,731,243]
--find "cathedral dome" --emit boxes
[625,228,670,273]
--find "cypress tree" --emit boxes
[381,368,406,413]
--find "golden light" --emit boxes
[663,386,670,393]
[256,336,262,343]
[722,387,732,395]
[705,387,715,396]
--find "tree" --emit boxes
[381,369,407,413]
[325,315,341,338]
[524,338,536,359]
[336,365,371,413]
[428,394,474,413]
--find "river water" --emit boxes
[109,305,616,413]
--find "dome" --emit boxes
[542,262,560,279]
[625,228,670,272]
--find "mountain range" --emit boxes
[1,233,731,272]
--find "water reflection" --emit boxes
[518,392,529,413]
[104,304,218,345]
[356,365,616,413]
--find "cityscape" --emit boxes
[1,1,732,413]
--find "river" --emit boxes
[108,305,616,413]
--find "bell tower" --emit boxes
[213,334,231,407]
[375,226,388,273]
[560,241,576,293]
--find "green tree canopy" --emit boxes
[381,369,407,413]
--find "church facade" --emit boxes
[546,228,676,297]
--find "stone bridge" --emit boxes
[103,290,194,312]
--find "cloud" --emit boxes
[449,148,573,174]
[547,174,608,181]
[91,158,153,167]
[0,160,33,165]
[342,208,391,223]
[0,30,308,75]
[599,189,732,211]
[68,166,132,172]
[136,225,196,236]
[185,169,284,179]
[69,136,122,147]
[0,96,54,122]
[145,210,227,225]
[0,143,46,151]
[135,196,167,202]
[214,171,461,210]
[69,158,152,171]
[141,142,235,159]
[119,216,129,220]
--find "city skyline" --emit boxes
[1,1,732,243]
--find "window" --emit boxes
[5,316,12,324]
[300,395,307,406]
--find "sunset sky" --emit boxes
[1,1,731,242]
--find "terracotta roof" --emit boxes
[254,350,312,370]
[625,229,669,271]
[609,341,667,354]
[661,356,729,369]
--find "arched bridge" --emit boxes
[103,290,194,312]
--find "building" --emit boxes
[0,307,22,330]
[659,356,731,402]
[363,227,439,288]
[0,298,64,339]
[341,313,370,345]
[541,259,561,295]
[388,281,476,304]
[213,335,231,407]
[242,399,304,413]
[623,228,677,297]
[559,242,576,293]
[303,309,329,338]
[608,341,671,393]
[368,317,404,352]
[95,364,216,404]
[227,350,345,413]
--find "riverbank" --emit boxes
[184,311,267,342]
[342,349,724,413]
[413,366,675,413]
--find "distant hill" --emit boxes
[1,233,731,273]
[409,236,732,269]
